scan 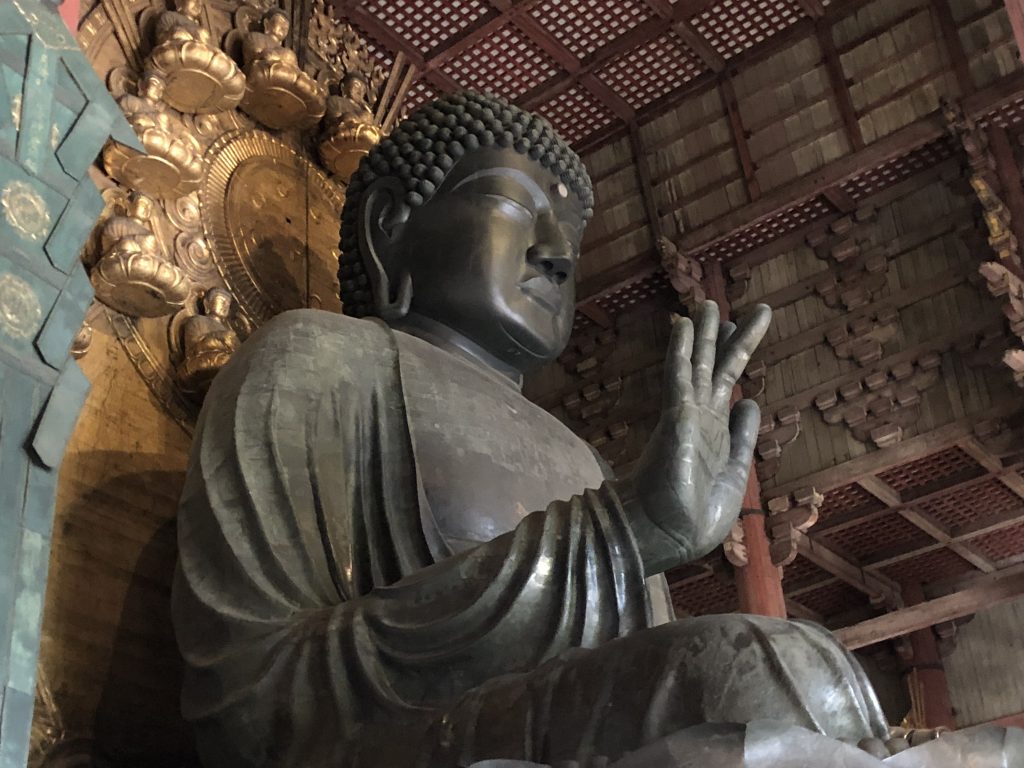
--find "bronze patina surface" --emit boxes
[173,92,1021,767]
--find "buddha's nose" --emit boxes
[526,246,573,285]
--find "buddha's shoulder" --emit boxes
[220,310,397,389]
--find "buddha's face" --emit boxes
[176,0,201,18]
[140,75,164,101]
[265,13,288,39]
[370,146,585,372]
[345,76,367,102]
[130,195,153,220]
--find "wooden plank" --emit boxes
[834,570,1024,648]
[1008,0,1024,70]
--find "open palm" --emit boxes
[621,300,771,576]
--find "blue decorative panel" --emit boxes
[0,2,135,766]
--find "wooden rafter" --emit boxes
[720,76,760,201]
[835,569,1024,648]
[817,18,864,152]
[929,0,973,96]
[629,123,662,242]
[797,536,902,605]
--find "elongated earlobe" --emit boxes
[358,177,413,319]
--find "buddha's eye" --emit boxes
[482,193,534,221]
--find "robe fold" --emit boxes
[173,310,888,768]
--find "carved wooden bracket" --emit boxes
[657,236,706,312]
[826,306,899,366]
[979,261,1024,387]
[765,487,823,566]
[755,404,801,483]
[813,353,942,447]
[723,520,747,567]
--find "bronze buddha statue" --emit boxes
[172,92,1020,767]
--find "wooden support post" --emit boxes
[705,262,786,618]
[902,581,957,730]
[1005,0,1024,66]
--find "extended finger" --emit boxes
[711,303,772,410]
[717,320,737,352]
[663,314,695,412]
[692,300,720,403]
[720,399,761,498]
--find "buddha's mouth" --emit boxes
[520,275,562,313]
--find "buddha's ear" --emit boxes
[358,177,412,320]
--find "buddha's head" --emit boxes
[263,10,289,41]
[338,91,594,374]
[174,0,202,19]
[342,73,368,104]
[139,72,166,101]
[203,287,232,320]
[129,193,154,221]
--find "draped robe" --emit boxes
[173,310,889,768]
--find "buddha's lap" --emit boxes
[396,615,887,766]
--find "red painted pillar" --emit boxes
[58,0,80,34]
[903,581,957,729]
[703,262,787,618]
[1007,0,1024,63]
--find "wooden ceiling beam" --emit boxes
[817,19,864,151]
[835,569,1024,648]
[678,69,1024,257]
[785,597,825,623]
[797,536,903,605]
[858,476,997,574]
[629,123,663,241]
[720,76,761,201]
[930,0,973,96]
[770,402,1022,498]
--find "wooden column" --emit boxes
[59,0,79,32]
[902,581,957,730]
[1007,0,1024,64]
[705,262,787,618]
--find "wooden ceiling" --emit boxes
[335,0,827,148]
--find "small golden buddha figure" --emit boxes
[103,72,205,198]
[176,288,240,395]
[154,0,213,46]
[239,10,326,131]
[147,0,246,114]
[318,72,382,180]
[90,193,192,318]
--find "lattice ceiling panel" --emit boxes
[593,271,674,315]
[781,554,831,591]
[881,547,978,584]
[692,0,804,59]
[877,446,986,500]
[670,573,740,615]
[403,78,440,115]
[536,85,617,146]
[697,197,832,262]
[597,32,706,111]
[442,23,561,100]
[964,520,1024,564]
[363,0,492,53]
[818,483,886,525]
[797,581,867,618]
[820,512,934,564]
[346,18,395,69]
[529,0,652,59]
[840,138,957,201]
[917,478,1024,532]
